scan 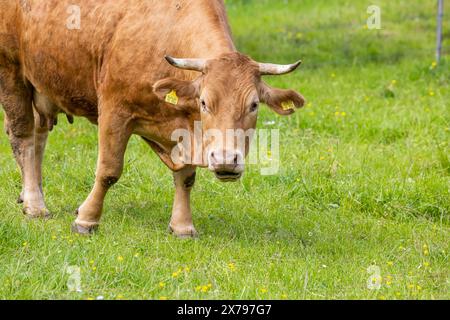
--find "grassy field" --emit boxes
[0,0,449,300]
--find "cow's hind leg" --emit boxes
[72,108,132,234]
[3,115,24,203]
[169,166,198,238]
[14,108,50,205]
[33,108,50,199]
[0,66,50,218]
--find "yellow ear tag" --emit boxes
[281,100,295,111]
[165,90,179,105]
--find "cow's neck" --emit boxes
[168,2,237,81]
[185,24,236,58]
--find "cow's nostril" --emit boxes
[234,154,238,165]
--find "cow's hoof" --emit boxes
[71,222,98,235]
[17,193,24,204]
[168,224,199,239]
[23,207,52,219]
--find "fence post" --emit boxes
[436,0,444,63]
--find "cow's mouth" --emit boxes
[214,171,242,182]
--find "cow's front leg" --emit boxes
[169,166,198,238]
[72,111,132,234]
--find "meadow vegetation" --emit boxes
[0,0,448,299]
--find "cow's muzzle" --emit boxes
[208,150,244,182]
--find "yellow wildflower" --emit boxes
[201,285,210,293]
[172,271,180,278]
[228,263,236,271]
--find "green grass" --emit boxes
[0,0,449,300]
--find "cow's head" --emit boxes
[154,52,305,181]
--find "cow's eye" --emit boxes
[200,100,209,113]
[250,102,259,113]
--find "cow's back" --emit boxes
[17,0,129,120]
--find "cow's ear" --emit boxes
[259,81,305,115]
[153,78,200,107]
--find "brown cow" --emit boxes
[0,0,305,237]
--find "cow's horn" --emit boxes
[165,56,206,72]
[259,60,302,75]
